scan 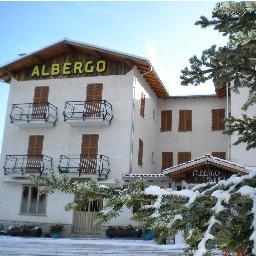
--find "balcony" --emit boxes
[10,103,57,128]
[3,155,53,177]
[63,100,113,126]
[58,154,110,178]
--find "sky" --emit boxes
[0,1,228,150]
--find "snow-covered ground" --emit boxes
[0,236,186,256]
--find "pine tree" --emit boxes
[34,171,256,255]
[180,1,256,150]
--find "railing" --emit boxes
[63,100,113,124]
[58,154,110,178]
[4,155,53,176]
[10,102,57,125]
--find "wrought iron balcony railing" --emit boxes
[4,155,53,176]
[63,100,113,124]
[58,154,110,178]
[10,102,57,126]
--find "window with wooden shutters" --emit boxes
[27,135,44,174]
[212,152,226,160]
[161,110,172,132]
[80,134,99,174]
[178,110,192,132]
[212,109,225,130]
[162,152,173,170]
[178,152,191,164]
[140,93,145,117]
[138,139,143,166]
[86,84,103,101]
[33,87,49,119]
[27,135,44,156]
[85,84,103,118]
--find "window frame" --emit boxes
[20,185,47,216]
[178,110,192,132]
[161,110,172,132]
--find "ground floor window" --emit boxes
[20,186,46,215]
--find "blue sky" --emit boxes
[0,1,227,150]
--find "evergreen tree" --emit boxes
[34,171,256,255]
[180,1,256,150]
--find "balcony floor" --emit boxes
[65,118,110,127]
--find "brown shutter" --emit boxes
[140,93,145,117]
[212,152,226,160]
[86,84,103,101]
[161,110,172,132]
[212,109,225,130]
[162,152,173,170]
[179,110,192,131]
[27,135,44,155]
[178,152,191,164]
[32,87,49,119]
[33,87,49,104]
[138,139,143,166]
[186,110,192,131]
[179,110,185,131]
[80,134,99,174]
[26,135,44,174]
[81,134,99,158]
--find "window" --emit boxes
[212,152,226,160]
[178,110,192,132]
[140,93,145,117]
[212,109,225,130]
[138,139,143,166]
[162,152,173,170]
[20,186,46,215]
[178,152,191,164]
[161,110,172,132]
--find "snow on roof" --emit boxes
[162,154,248,175]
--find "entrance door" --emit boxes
[73,199,103,234]
[26,135,44,174]
[32,86,49,119]
[80,134,99,174]
[85,84,103,118]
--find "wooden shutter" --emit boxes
[86,84,103,101]
[178,152,191,164]
[162,152,173,170]
[138,139,143,166]
[26,135,44,174]
[212,152,226,160]
[212,109,225,130]
[186,110,192,131]
[33,86,49,104]
[140,93,145,117]
[81,134,99,158]
[33,87,49,119]
[27,135,44,155]
[161,110,172,132]
[179,110,192,131]
[80,134,99,174]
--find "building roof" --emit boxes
[162,154,248,180]
[0,38,169,98]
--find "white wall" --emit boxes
[131,68,159,174]
[156,96,228,169]
[230,87,256,168]
[0,71,134,224]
